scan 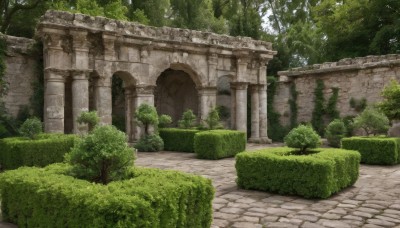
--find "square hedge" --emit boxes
[235,148,360,198]
[0,134,77,170]
[159,128,201,152]
[341,137,400,165]
[0,163,214,227]
[194,130,246,160]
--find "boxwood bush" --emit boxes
[159,128,201,152]
[194,130,246,159]
[0,163,214,227]
[342,137,400,165]
[236,147,360,198]
[0,134,77,170]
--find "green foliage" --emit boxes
[311,79,325,135]
[289,83,298,128]
[353,108,390,136]
[29,41,44,119]
[77,111,99,132]
[235,147,361,199]
[19,117,42,139]
[342,137,400,165]
[112,114,126,132]
[135,103,159,135]
[0,36,6,95]
[178,109,197,129]
[378,80,400,121]
[267,76,289,141]
[66,125,134,185]
[284,125,321,154]
[325,119,346,148]
[158,114,172,128]
[350,97,367,112]
[159,128,201,152]
[0,134,77,170]
[205,108,223,130]
[216,105,230,120]
[194,130,246,160]
[0,164,214,227]
[342,115,356,137]
[325,87,340,119]
[134,134,164,152]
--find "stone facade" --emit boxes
[1,34,37,117]
[276,55,400,125]
[37,10,276,142]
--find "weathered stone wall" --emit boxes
[276,54,400,125]
[1,34,38,117]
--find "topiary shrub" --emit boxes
[135,103,158,135]
[325,119,346,148]
[158,114,172,128]
[77,111,99,132]
[65,125,134,185]
[19,117,42,139]
[353,108,389,136]
[205,108,223,130]
[284,125,321,154]
[134,134,164,152]
[159,128,201,152]
[178,109,197,129]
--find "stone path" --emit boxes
[1,143,400,227]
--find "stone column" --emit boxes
[94,77,112,125]
[249,85,260,142]
[233,82,248,133]
[125,88,133,142]
[44,69,68,133]
[230,86,237,129]
[259,84,271,143]
[198,87,217,122]
[132,85,155,141]
[71,71,89,133]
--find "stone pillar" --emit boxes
[259,84,271,143]
[71,71,89,133]
[94,77,112,125]
[230,86,236,129]
[233,82,248,133]
[125,88,134,142]
[44,69,68,133]
[249,85,260,142]
[132,85,155,141]
[198,87,218,122]
[103,33,116,61]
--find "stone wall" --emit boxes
[276,54,400,125]
[1,34,38,117]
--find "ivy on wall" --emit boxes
[325,87,340,119]
[0,35,7,96]
[267,76,289,141]
[29,41,44,120]
[288,83,298,128]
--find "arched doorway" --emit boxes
[155,69,198,126]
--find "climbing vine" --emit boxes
[0,35,7,96]
[288,83,298,128]
[325,87,340,119]
[29,41,44,120]
[267,76,289,141]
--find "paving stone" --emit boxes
[321,213,341,220]
[219,207,245,214]
[375,215,400,223]
[343,219,364,226]
[343,215,363,221]
[280,202,307,210]
[293,215,319,222]
[213,212,240,220]
[260,216,279,223]
[367,219,396,227]
[265,208,293,216]
[227,202,251,209]
[318,219,351,228]
[357,207,381,214]
[212,219,230,227]
[236,198,257,204]
[262,222,298,228]
[213,203,225,210]
[362,224,385,228]
[243,212,266,217]
[234,216,260,223]
[384,209,400,215]
[362,204,386,210]
[338,203,357,208]
[389,204,400,210]
[353,211,374,218]
[301,222,325,228]
[327,208,347,215]
[297,210,321,216]
[231,222,261,228]
[278,217,303,225]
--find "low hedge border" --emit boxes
[0,163,214,227]
[236,147,360,198]
[159,128,201,152]
[194,130,246,159]
[341,137,400,165]
[0,134,77,170]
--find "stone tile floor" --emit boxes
[2,143,400,228]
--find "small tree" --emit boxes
[19,117,42,139]
[135,103,158,135]
[205,108,223,130]
[77,111,99,132]
[66,125,134,185]
[325,119,346,148]
[284,125,321,154]
[178,109,197,129]
[134,134,164,152]
[378,80,400,121]
[158,114,172,128]
[353,108,389,136]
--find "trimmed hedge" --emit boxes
[236,147,360,198]
[194,130,246,159]
[0,134,77,170]
[159,128,201,152]
[341,137,400,165]
[0,163,214,227]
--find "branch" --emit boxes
[1,0,41,33]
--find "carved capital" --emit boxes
[71,69,91,80]
[70,29,88,50]
[44,33,64,49]
[230,82,248,90]
[208,53,218,65]
[44,68,69,82]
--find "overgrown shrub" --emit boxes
[159,128,201,152]
[134,134,164,152]
[236,147,360,198]
[0,164,214,227]
[19,117,42,139]
[178,109,197,129]
[77,111,99,131]
[135,103,158,135]
[378,79,400,121]
[325,119,346,147]
[350,97,367,112]
[158,114,172,128]
[0,134,77,170]
[66,125,134,185]
[194,130,246,159]
[284,125,321,154]
[205,108,223,130]
[342,137,400,165]
[353,108,389,135]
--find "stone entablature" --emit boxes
[37,10,277,143]
[275,54,400,125]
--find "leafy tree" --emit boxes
[178,109,197,129]
[130,0,169,26]
[353,108,390,136]
[158,114,172,128]
[325,119,346,148]
[134,103,158,136]
[378,80,400,121]
[66,125,134,185]
[205,108,222,130]
[77,111,99,132]
[284,124,321,154]
[19,117,42,139]
[0,0,42,34]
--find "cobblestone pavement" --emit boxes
[135,144,400,228]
